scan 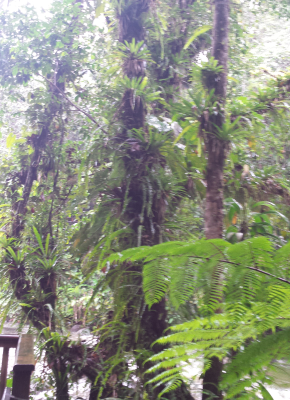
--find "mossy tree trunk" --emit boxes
[8,85,69,399]
[201,1,229,399]
[87,1,195,399]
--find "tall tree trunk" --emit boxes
[204,0,229,240]
[117,1,194,397]
[88,1,195,399]
[202,0,229,399]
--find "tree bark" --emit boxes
[204,0,229,240]
[93,1,195,399]
[202,356,224,400]
[202,1,229,399]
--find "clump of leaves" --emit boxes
[201,57,224,91]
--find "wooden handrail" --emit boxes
[0,334,34,400]
[0,337,18,350]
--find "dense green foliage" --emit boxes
[0,0,290,399]
[104,237,290,398]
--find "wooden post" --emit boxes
[0,347,9,400]
[12,335,34,400]
[0,335,18,400]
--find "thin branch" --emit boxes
[248,266,290,285]
[48,198,54,240]
[263,69,278,79]
[59,185,74,202]
[154,254,290,286]
[38,73,108,135]
[219,259,290,285]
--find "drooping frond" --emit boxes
[102,236,290,398]
[223,328,290,399]
[143,258,170,306]
[226,236,273,271]
[169,258,200,309]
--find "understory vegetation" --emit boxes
[0,0,290,399]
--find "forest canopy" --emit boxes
[0,0,290,399]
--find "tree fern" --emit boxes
[157,376,184,398]
[222,328,290,398]
[102,236,290,398]
[169,258,200,309]
[143,259,170,305]
[226,236,273,271]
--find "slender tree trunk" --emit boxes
[204,0,229,240]
[202,1,229,399]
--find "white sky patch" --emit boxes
[2,0,52,12]
[196,51,208,66]
[2,0,107,25]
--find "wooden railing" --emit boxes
[0,335,18,400]
[0,335,34,400]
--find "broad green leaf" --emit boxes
[6,132,16,149]
[95,1,105,18]
[19,303,33,308]
[6,378,13,388]
[33,226,45,254]
[139,76,148,91]
[228,76,239,83]
[252,201,276,210]
[259,383,274,400]
[184,25,212,50]
[197,137,202,156]
[173,122,197,144]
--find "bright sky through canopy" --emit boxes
[3,0,52,11]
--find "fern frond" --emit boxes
[227,237,273,271]
[143,259,170,307]
[157,376,183,398]
[205,263,224,314]
[145,367,183,384]
[223,328,290,387]
[169,258,199,308]
[147,355,195,372]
